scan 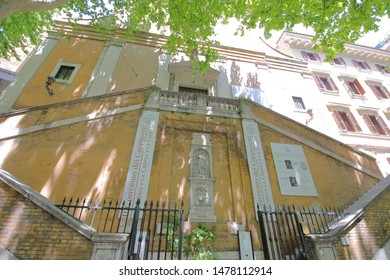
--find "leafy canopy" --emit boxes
[1,0,389,70]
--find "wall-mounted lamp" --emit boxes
[45,76,55,95]
[305,108,314,126]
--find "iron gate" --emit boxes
[257,204,345,260]
[56,198,184,260]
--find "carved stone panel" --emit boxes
[188,133,216,222]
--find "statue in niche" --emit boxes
[192,149,210,178]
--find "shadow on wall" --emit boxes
[0,105,142,205]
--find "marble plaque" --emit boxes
[242,120,274,210]
[238,231,255,260]
[270,143,317,196]
[122,111,159,206]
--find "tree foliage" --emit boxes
[1,0,389,67]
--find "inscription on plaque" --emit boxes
[270,143,317,196]
[242,120,274,211]
[122,111,159,206]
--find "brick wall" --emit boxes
[0,181,94,259]
[333,187,390,260]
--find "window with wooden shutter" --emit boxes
[301,50,321,62]
[330,56,346,66]
[375,64,390,74]
[362,114,390,135]
[313,75,338,93]
[343,79,365,96]
[352,59,371,71]
[367,83,390,99]
[332,110,361,132]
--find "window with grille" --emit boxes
[332,110,362,132]
[361,113,390,136]
[292,96,306,110]
[313,75,339,93]
[50,62,81,84]
[55,65,75,80]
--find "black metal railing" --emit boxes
[56,197,184,260]
[257,204,346,260]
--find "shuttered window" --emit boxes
[361,114,390,136]
[332,110,362,132]
[301,51,321,62]
[330,56,346,66]
[342,79,365,96]
[375,64,390,74]
[367,83,390,100]
[352,59,371,71]
[313,75,338,93]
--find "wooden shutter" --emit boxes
[375,64,385,74]
[377,116,390,135]
[313,75,324,90]
[368,84,383,99]
[343,80,355,95]
[314,53,321,62]
[347,112,361,132]
[381,85,390,98]
[354,80,365,95]
[352,59,358,68]
[332,111,347,131]
[337,57,346,66]
[328,77,338,92]
[301,51,309,61]
[362,114,379,134]
[362,61,371,70]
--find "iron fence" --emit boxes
[257,204,346,260]
[56,197,184,260]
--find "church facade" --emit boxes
[0,21,389,260]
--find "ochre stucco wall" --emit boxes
[13,37,106,109]
[108,44,159,93]
[0,90,382,253]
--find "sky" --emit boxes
[355,16,390,47]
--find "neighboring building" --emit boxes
[276,31,390,177]
[0,21,389,260]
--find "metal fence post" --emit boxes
[128,199,140,260]
[257,204,270,260]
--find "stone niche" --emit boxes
[188,133,216,222]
